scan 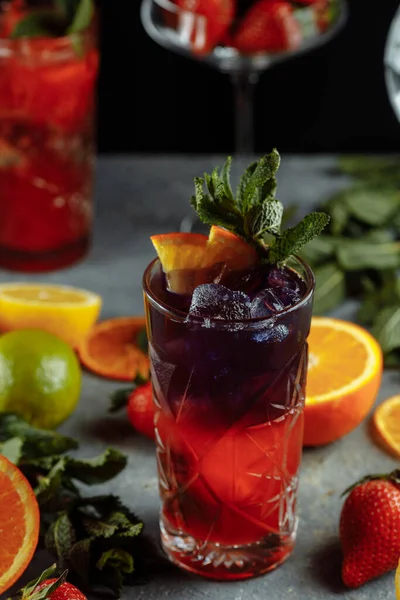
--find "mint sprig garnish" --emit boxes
[0,412,163,597]
[190,150,330,265]
[10,0,94,39]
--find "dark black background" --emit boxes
[95,0,400,154]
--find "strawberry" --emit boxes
[12,565,86,600]
[340,469,400,588]
[231,0,302,54]
[175,0,236,54]
[127,380,155,441]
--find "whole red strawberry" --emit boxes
[340,469,400,588]
[175,0,236,54]
[127,380,155,440]
[231,0,302,54]
[12,565,86,600]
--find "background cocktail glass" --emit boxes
[0,6,99,272]
[141,0,348,156]
[143,254,314,580]
[384,4,400,124]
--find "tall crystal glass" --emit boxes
[143,254,315,580]
[0,16,99,272]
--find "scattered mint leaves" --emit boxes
[299,154,400,367]
[191,150,330,264]
[0,413,162,597]
[9,0,95,40]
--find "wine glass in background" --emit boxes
[141,0,348,157]
[384,4,400,123]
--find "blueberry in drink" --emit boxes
[143,150,329,579]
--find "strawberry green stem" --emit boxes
[342,469,400,497]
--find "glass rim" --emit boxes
[143,255,315,326]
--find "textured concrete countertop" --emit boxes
[1,155,399,600]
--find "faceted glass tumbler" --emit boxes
[143,256,315,580]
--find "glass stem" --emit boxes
[231,71,259,157]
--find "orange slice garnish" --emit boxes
[202,226,258,269]
[150,228,258,293]
[78,316,149,381]
[372,395,400,458]
[304,317,383,446]
[0,455,40,595]
[151,232,208,294]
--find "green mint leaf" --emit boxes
[312,263,346,315]
[0,413,78,458]
[45,512,76,563]
[337,240,400,271]
[326,195,349,235]
[372,306,400,354]
[97,548,135,574]
[67,538,92,585]
[106,511,144,538]
[299,234,337,266]
[236,161,257,210]
[0,437,23,464]
[220,156,235,203]
[10,10,66,38]
[268,212,330,264]
[191,176,242,232]
[340,185,400,227]
[82,517,119,538]
[65,448,127,485]
[239,149,280,211]
[136,327,148,354]
[35,457,67,505]
[67,0,94,34]
[338,155,400,181]
[245,199,283,239]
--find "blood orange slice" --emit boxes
[78,317,150,382]
[0,455,40,595]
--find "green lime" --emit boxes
[0,329,81,429]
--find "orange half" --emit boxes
[372,395,400,458]
[304,317,383,446]
[78,316,149,382]
[0,455,40,595]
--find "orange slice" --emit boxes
[202,226,258,269]
[304,317,383,446]
[151,232,208,294]
[372,395,400,458]
[78,317,150,382]
[0,455,40,595]
[0,283,102,348]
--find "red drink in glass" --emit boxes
[0,7,98,272]
[143,256,314,580]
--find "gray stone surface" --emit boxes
[1,155,399,600]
